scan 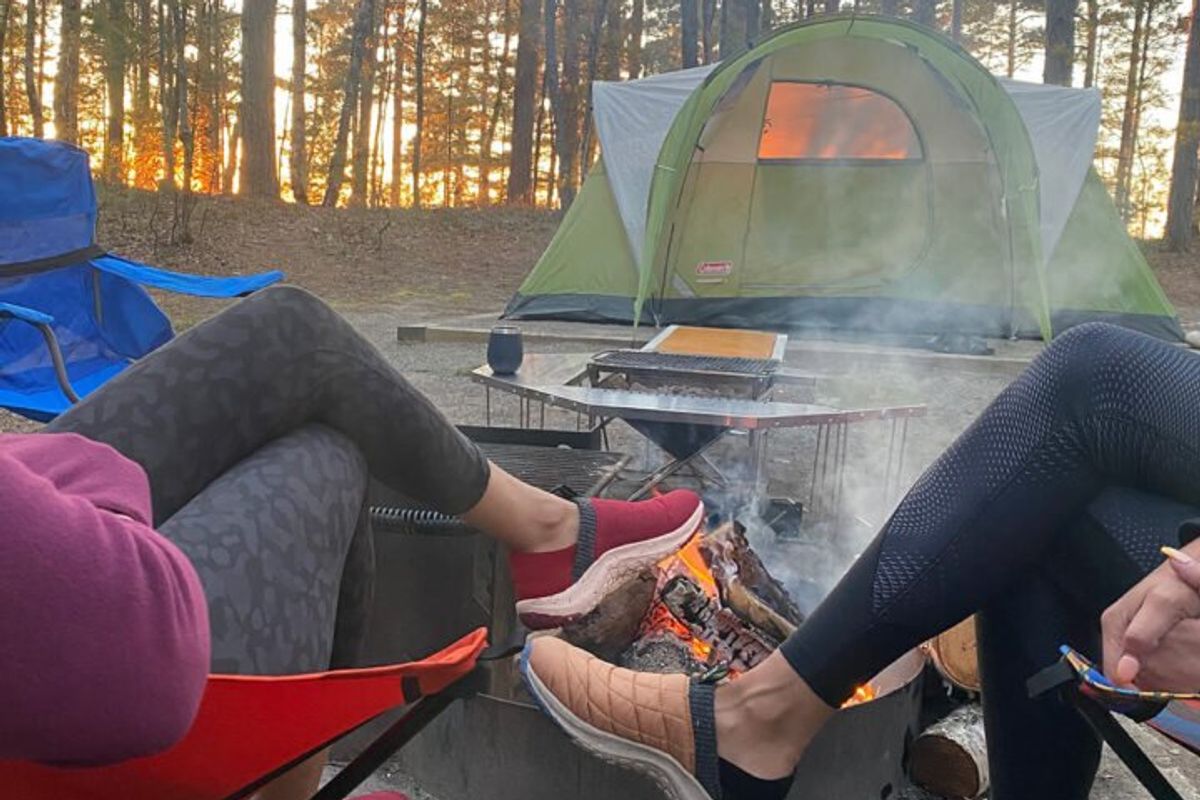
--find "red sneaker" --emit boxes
[510,490,704,629]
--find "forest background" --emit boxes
[4,0,1200,258]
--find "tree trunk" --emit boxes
[1114,0,1147,217]
[1005,0,1017,76]
[506,0,540,203]
[823,0,837,13]
[603,0,622,76]
[158,0,176,187]
[170,0,194,237]
[913,0,935,27]
[701,0,715,62]
[1083,0,1098,87]
[24,0,43,136]
[551,0,582,209]
[1126,0,1153,220]
[880,0,899,15]
[545,0,563,202]
[744,0,759,45]
[481,0,514,205]
[627,0,642,78]
[1167,0,1200,250]
[533,60,548,203]
[411,0,426,207]
[322,0,373,206]
[199,0,222,193]
[389,0,406,206]
[370,10,389,207]
[681,0,698,67]
[53,0,80,143]
[132,0,154,187]
[350,0,376,206]
[579,0,606,170]
[102,0,126,180]
[761,0,772,30]
[241,0,278,197]
[1043,0,1077,85]
[0,0,10,136]
[291,0,309,203]
[223,119,241,193]
[951,0,962,41]
[720,0,756,56]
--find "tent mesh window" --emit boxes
[758,82,922,162]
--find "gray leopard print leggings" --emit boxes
[46,286,490,674]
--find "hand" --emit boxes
[1101,540,1200,688]
[1127,619,1200,693]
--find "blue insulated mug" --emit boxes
[487,326,524,375]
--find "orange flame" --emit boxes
[640,533,719,664]
[841,683,877,708]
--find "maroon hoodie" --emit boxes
[0,433,210,765]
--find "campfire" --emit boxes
[561,519,880,708]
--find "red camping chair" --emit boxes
[0,627,504,800]
[1028,648,1200,800]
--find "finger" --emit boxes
[1122,584,1200,655]
[1116,653,1140,686]
[1102,601,1135,679]
[1164,546,1200,593]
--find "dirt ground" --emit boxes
[95,183,1200,330]
[95,184,561,329]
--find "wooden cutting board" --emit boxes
[653,326,780,360]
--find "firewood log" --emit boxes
[701,522,805,628]
[561,571,656,661]
[909,704,989,799]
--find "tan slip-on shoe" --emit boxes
[519,636,722,800]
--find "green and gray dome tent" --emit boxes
[504,16,1181,341]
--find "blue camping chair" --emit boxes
[0,138,283,420]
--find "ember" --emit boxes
[629,530,781,675]
[635,534,721,667]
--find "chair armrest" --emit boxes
[92,254,284,299]
[0,301,56,326]
[0,302,80,404]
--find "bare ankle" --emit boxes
[527,495,579,552]
[713,653,834,779]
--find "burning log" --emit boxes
[702,522,805,632]
[909,704,989,799]
[560,571,657,661]
[569,520,812,680]
[722,577,797,642]
[659,575,777,672]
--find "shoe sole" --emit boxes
[519,645,713,800]
[516,500,705,630]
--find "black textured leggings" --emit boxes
[45,286,490,674]
[781,322,1200,799]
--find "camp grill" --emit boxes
[591,349,780,378]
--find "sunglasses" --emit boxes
[1060,646,1200,720]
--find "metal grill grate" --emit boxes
[476,443,627,495]
[371,443,627,532]
[591,350,779,377]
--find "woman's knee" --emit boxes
[1029,322,1142,395]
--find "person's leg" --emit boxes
[46,285,494,526]
[156,424,371,800]
[46,286,703,627]
[523,322,1200,799]
[977,487,1200,799]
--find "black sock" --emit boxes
[718,758,794,800]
